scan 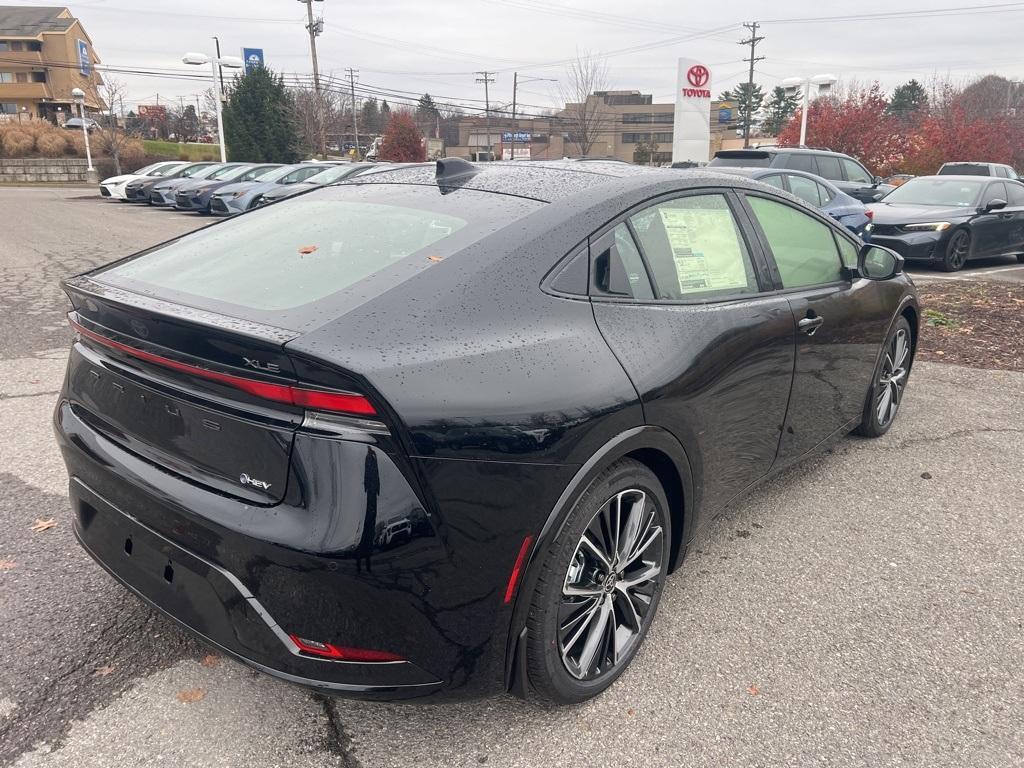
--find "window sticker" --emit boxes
[657,207,749,293]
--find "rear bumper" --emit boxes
[53,390,561,700]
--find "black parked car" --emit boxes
[709,147,893,203]
[55,159,918,704]
[868,175,1024,271]
[124,162,218,203]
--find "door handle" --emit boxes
[798,316,824,335]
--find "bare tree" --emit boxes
[292,86,339,157]
[95,77,133,175]
[558,52,612,157]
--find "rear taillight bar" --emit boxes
[70,317,376,416]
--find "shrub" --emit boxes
[201,154,214,161]
[0,129,34,157]
[178,152,191,161]
[65,132,86,157]
[36,133,68,157]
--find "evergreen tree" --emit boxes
[417,93,439,118]
[762,86,801,136]
[887,79,928,120]
[718,83,765,133]
[380,100,391,123]
[360,97,381,135]
[222,67,300,162]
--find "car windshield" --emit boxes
[881,178,983,206]
[98,183,544,330]
[132,163,164,175]
[304,165,363,184]
[254,166,296,182]
[183,164,223,180]
[149,164,182,177]
[172,163,209,178]
[211,165,254,182]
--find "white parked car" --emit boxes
[99,161,188,200]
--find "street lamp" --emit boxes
[71,87,96,182]
[782,74,837,147]
[510,73,556,161]
[182,51,243,162]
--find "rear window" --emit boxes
[97,184,543,331]
[939,163,989,176]
[708,151,772,168]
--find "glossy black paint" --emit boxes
[55,162,918,701]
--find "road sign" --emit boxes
[77,39,90,76]
[673,58,713,164]
[241,48,265,75]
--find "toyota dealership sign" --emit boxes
[673,59,713,164]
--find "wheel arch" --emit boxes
[503,425,697,696]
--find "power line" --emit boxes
[739,22,766,148]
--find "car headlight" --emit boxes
[902,222,952,231]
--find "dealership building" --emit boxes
[447,90,739,164]
[0,5,104,122]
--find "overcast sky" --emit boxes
[23,0,1024,114]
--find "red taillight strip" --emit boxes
[503,534,535,604]
[69,317,375,416]
[289,634,404,663]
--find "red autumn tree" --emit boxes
[776,83,910,175]
[379,111,426,162]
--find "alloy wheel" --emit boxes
[558,489,664,681]
[948,231,969,270]
[876,327,910,428]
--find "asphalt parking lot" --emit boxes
[2,187,1023,768]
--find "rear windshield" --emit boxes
[708,152,772,168]
[882,178,983,206]
[939,164,988,176]
[97,183,543,331]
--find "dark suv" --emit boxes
[937,162,1019,179]
[708,147,893,203]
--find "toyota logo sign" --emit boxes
[686,65,709,88]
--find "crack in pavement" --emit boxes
[316,695,363,768]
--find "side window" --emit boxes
[817,182,835,204]
[816,155,843,181]
[1004,182,1024,206]
[748,196,844,288]
[995,166,1009,178]
[840,158,872,184]
[834,233,858,268]
[983,182,1008,205]
[628,194,759,301]
[786,154,817,173]
[786,174,822,207]
[591,224,654,300]
[760,174,787,192]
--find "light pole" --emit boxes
[510,73,556,161]
[71,87,96,183]
[781,74,837,147]
[182,51,243,162]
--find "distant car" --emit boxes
[124,162,218,203]
[210,163,330,215]
[98,161,187,201]
[149,163,232,206]
[709,167,873,240]
[173,164,280,214]
[256,162,386,206]
[709,147,893,203]
[882,174,915,188]
[937,162,1019,180]
[868,175,1024,271]
[63,117,99,132]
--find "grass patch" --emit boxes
[143,140,219,161]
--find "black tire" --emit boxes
[939,229,970,272]
[1016,253,1024,264]
[854,316,913,438]
[525,458,671,705]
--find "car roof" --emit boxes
[348,160,661,203]
[706,166,843,189]
[910,174,1001,181]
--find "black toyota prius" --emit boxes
[54,160,918,704]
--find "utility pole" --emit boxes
[298,0,325,156]
[475,71,495,161]
[511,72,517,162]
[739,21,765,149]
[212,36,225,99]
[346,68,360,158]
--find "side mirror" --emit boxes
[872,175,882,186]
[872,192,885,202]
[984,198,1007,212]
[858,244,903,280]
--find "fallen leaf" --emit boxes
[298,245,318,255]
[920,472,932,480]
[961,587,978,595]
[0,559,16,571]
[177,687,205,703]
[91,665,115,678]
[427,255,444,262]
[746,684,760,696]
[626,707,636,716]
[31,518,56,532]
[200,654,220,668]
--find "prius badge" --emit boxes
[239,473,272,490]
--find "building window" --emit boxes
[31,71,45,82]
[9,41,23,51]
[0,42,8,52]
[622,132,652,144]
[623,113,653,124]
[0,103,17,114]
[530,134,549,144]
[654,132,673,143]
[27,41,41,52]
[0,72,14,83]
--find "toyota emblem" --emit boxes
[687,65,710,88]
